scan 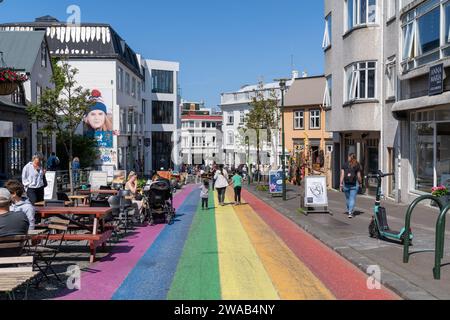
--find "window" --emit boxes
[227,131,234,145]
[131,77,136,98]
[387,0,396,20]
[310,110,321,129]
[152,101,174,124]
[227,113,234,125]
[152,70,174,93]
[346,0,377,31]
[386,57,396,99]
[117,67,123,92]
[41,42,47,68]
[323,75,332,108]
[323,14,332,49]
[402,0,443,70]
[125,73,130,95]
[294,110,304,129]
[240,111,245,124]
[137,81,141,100]
[36,85,42,104]
[345,61,376,102]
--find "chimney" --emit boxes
[291,70,299,79]
[302,71,308,78]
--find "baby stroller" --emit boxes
[143,179,175,226]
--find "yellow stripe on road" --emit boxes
[214,190,279,300]
[228,189,335,300]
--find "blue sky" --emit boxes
[0,0,325,108]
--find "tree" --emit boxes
[28,59,92,193]
[244,82,278,181]
[56,133,98,170]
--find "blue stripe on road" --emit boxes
[111,189,200,300]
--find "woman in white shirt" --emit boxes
[214,165,229,206]
[21,153,46,205]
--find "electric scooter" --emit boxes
[367,170,413,244]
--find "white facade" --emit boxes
[70,59,144,172]
[142,59,180,173]
[220,79,293,167]
[180,114,222,166]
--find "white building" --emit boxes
[1,17,148,175]
[180,101,222,166]
[141,59,180,173]
[220,76,294,167]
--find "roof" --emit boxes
[0,21,141,77]
[182,115,223,121]
[284,76,326,107]
[0,31,46,73]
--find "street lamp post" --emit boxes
[128,107,134,172]
[275,78,289,201]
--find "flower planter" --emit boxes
[0,81,18,95]
[431,195,450,208]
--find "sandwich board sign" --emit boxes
[89,171,108,190]
[302,176,332,215]
[269,170,283,196]
[44,171,57,200]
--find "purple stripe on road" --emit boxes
[56,184,196,300]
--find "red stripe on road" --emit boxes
[242,189,399,300]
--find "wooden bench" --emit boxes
[0,256,38,300]
[33,230,113,263]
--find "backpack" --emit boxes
[344,164,358,185]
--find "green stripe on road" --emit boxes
[167,189,221,300]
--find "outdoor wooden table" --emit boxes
[68,195,90,206]
[34,201,73,207]
[35,207,113,263]
[78,189,119,195]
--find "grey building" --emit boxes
[323,0,400,199]
[392,0,450,203]
[0,31,53,182]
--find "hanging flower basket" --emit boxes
[0,69,28,96]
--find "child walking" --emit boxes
[200,180,210,210]
[232,171,243,205]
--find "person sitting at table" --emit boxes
[4,180,35,230]
[125,171,143,212]
[0,188,29,238]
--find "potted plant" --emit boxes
[0,68,28,95]
[431,186,450,208]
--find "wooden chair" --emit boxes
[0,256,38,300]
[0,235,28,258]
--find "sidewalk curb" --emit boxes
[247,188,438,300]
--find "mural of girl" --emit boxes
[84,89,113,132]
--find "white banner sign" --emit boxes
[89,171,108,190]
[44,171,57,200]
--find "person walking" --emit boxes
[214,165,229,206]
[232,171,243,205]
[72,157,81,185]
[200,180,210,210]
[46,152,60,171]
[340,153,362,219]
[22,153,46,205]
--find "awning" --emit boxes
[392,92,450,112]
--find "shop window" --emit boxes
[411,123,434,192]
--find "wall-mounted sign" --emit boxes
[429,64,444,96]
[0,121,13,138]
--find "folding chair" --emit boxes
[32,217,70,287]
[0,235,28,258]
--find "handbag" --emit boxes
[43,174,48,188]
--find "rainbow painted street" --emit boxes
[56,185,398,300]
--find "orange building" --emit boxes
[283,76,333,183]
